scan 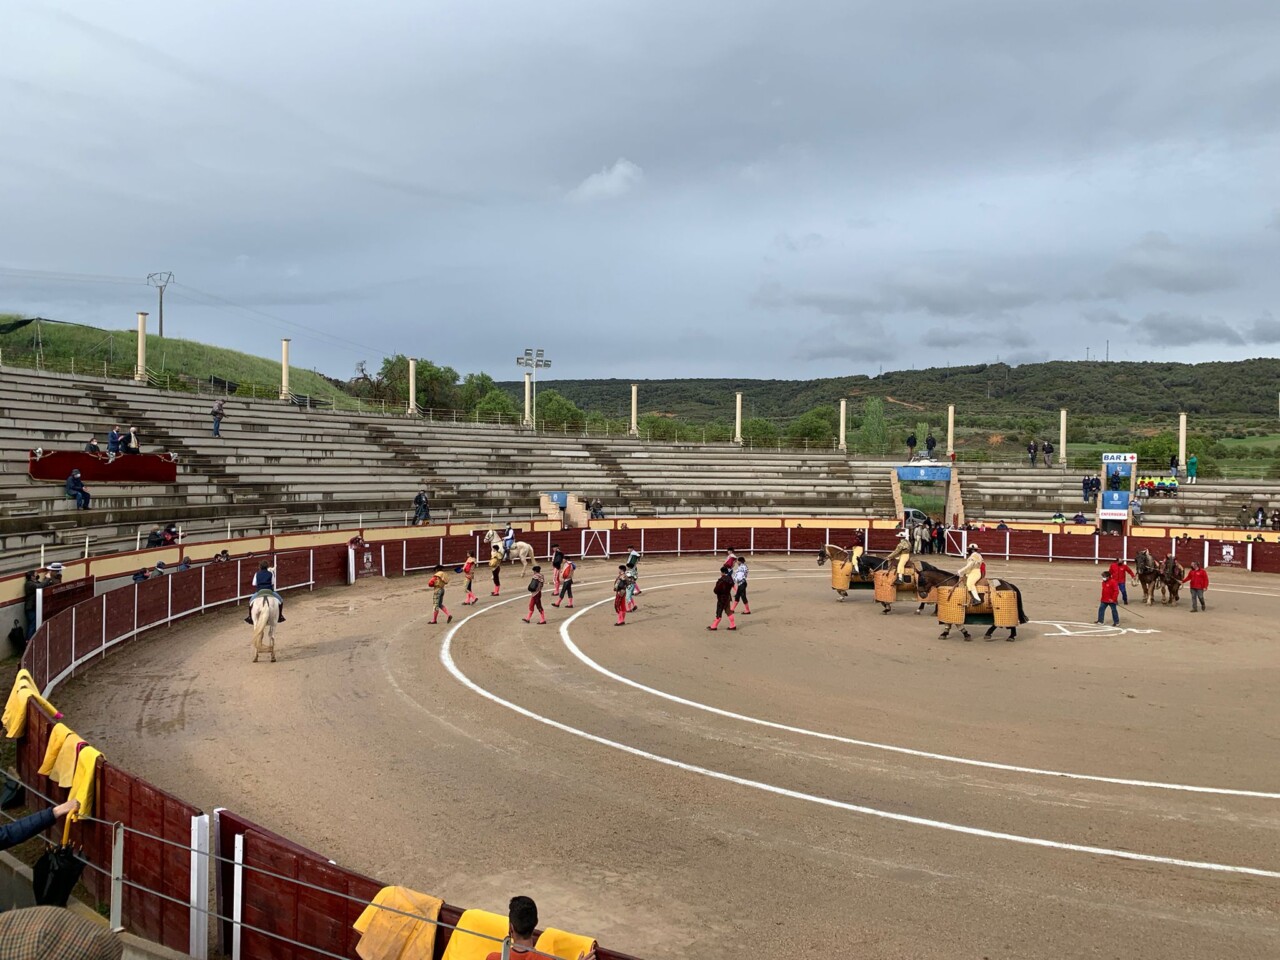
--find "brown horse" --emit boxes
[1135,549,1164,605]
[914,564,1029,640]
[1161,555,1186,605]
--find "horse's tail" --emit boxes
[251,599,266,650]
[1010,582,1029,623]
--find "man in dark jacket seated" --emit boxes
[64,470,90,509]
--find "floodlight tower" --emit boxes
[515,348,551,427]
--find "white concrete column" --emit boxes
[1178,412,1187,475]
[279,339,291,399]
[135,311,148,381]
[629,383,639,436]
[1059,408,1067,467]
[407,358,418,414]
[838,399,848,452]
[522,371,532,426]
[734,391,743,444]
[946,404,955,456]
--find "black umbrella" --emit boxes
[32,845,86,907]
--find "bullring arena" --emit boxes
[1,370,1278,959]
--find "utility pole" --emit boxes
[147,272,173,337]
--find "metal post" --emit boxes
[135,312,148,381]
[110,822,125,929]
[190,815,211,959]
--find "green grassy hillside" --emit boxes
[0,316,347,402]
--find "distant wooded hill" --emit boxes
[500,359,1280,420]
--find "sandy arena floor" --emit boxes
[56,556,1280,959]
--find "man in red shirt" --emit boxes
[1182,561,1209,612]
[1096,571,1120,626]
[1108,557,1137,605]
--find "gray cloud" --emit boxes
[1101,232,1236,297]
[1132,312,1244,346]
[1,2,1277,380]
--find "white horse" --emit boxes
[250,594,279,662]
[483,530,534,576]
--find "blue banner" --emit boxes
[896,466,952,482]
[1099,490,1130,520]
[545,491,568,508]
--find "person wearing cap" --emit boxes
[83,436,100,454]
[957,544,985,605]
[64,469,90,509]
[1097,571,1121,626]
[886,530,914,584]
[708,563,736,631]
[153,561,168,576]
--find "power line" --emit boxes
[147,271,173,337]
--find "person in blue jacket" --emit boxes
[0,797,79,851]
[244,560,286,623]
[64,470,91,509]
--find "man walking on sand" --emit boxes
[1182,561,1209,612]
[1097,571,1120,626]
[522,565,547,624]
[708,564,736,631]
[1108,557,1136,605]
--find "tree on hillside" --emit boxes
[475,388,519,422]
[742,417,779,447]
[787,406,838,446]
[857,398,888,456]
[459,372,496,411]
[370,354,461,409]
[536,389,585,430]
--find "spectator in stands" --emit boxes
[905,431,917,461]
[211,398,226,437]
[176,557,191,572]
[153,561,168,576]
[1089,475,1101,501]
[996,520,1009,530]
[83,436,100,454]
[0,903,121,960]
[1042,440,1054,467]
[1073,511,1088,524]
[132,568,149,583]
[1080,475,1091,503]
[1186,453,1198,484]
[413,489,430,525]
[1256,506,1266,529]
[590,497,604,519]
[107,425,122,456]
[214,549,231,562]
[1272,509,1280,531]
[0,797,80,852]
[1027,440,1038,467]
[145,526,164,548]
[1050,512,1066,523]
[1169,453,1179,478]
[124,426,140,455]
[162,522,180,545]
[485,895,595,960]
[65,469,91,510]
[1131,499,1143,525]
[925,433,937,457]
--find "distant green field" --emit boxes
[0,316,347,402]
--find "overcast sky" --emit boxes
[3,0,1278,382]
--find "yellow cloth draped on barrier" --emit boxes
[353,885,445,960]
[38,723,87,787]
[440,908,508,960]
[2,670,60,739]
[62,745,101,844]
[534,928,597,960]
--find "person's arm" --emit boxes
[0,799,78,851]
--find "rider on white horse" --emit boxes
[502,523,515,561]
[244,560,286,623]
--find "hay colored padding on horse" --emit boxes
[831,561,853,591]
[936,586,968,624]
[991,588,1021,627]
[873,570,899,603]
